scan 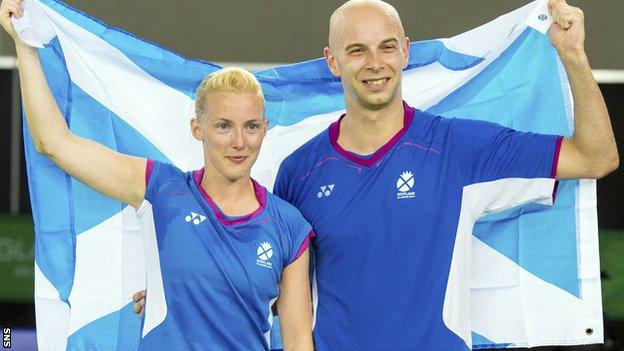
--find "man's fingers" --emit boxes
[132,290,147,315]
[132,290,146,303]
[551,3,583,31]
[548,0,566,12]
[133,298,145,315]
[1,0,23,19]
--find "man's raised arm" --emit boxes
[550,0,619,179]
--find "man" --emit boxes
[136,0,617,349]
[272,0,618,350]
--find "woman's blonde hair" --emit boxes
[194,67,264,119]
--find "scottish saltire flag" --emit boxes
[14,0,602,349]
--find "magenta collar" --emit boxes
[329,102,414,167]
[192,168,266,226]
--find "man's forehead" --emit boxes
[329,0,404,47]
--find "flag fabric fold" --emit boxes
[15,0,602,349]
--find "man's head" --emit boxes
[191,67,267,182]
[324,0,409,111]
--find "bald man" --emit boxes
[273,0,618,349]
[133,0,617,348]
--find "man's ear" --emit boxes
[324,47,341,77]
[402,37,410,69]
[190,117,203,141]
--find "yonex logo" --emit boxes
[256,241,273,269]
[317,184,335,198]
[184,211,207,225]
[396,171,416,199]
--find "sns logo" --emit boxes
[185,211,207,225]
[396,171,416,199]
[256,241,273,269]
[3,327,10,348]
[317,184,335,198]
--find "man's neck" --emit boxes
[338,99,405,155]
[201,168,259,216]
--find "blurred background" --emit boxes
[0,0,622,349]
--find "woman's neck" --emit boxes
[200,168,260,216]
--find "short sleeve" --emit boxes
[448,118,563,217]
[449,118,562,185]
[144,159,184,203]
[280,204,314,266]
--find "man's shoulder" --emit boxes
[406,108,454,141]
[279,128,331,175]
[266,190,301,214]
[409,108,509,143]
[265,190,308,226]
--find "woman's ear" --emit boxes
[190,117,204,141]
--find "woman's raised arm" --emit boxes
[2,0,147,209]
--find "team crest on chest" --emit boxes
[396,171,416,199]
[256,241,273,269]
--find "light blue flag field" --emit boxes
[14,0,602,349]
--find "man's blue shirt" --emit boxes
[274,104,561,350]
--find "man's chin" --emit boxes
[359,95,394,110]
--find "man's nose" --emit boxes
[366,50,384,71]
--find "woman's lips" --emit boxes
[227,156,248,164]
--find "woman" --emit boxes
[0,0,314,350]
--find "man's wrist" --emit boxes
[559,50,590,71]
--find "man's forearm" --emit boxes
[563,52,619,177]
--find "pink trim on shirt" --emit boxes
[552,181,560,203]
[550,136,564,203]
[145,159,155,185]
[329,101,414,167]
[551,136,564,179]
[292,230,315,262]
[192,168,266,226]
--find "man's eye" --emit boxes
[247,123,261,131]
[217,123,230,129]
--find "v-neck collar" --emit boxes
[192,168,267,226]
[329,101,414,167]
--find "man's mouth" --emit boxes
[362,78,389,89]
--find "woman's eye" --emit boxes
[246,123,262,132]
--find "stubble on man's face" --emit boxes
[327,1,408,111]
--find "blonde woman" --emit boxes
[1,0,314,350]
